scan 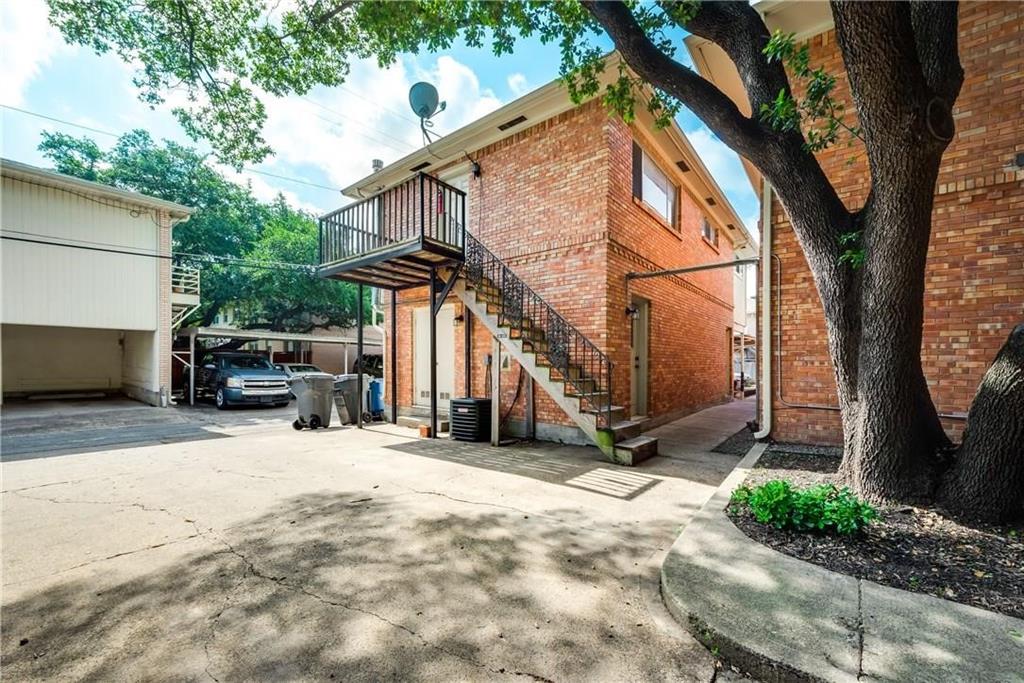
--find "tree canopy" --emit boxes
[39,129,367,332]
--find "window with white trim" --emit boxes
[632,142,677,227]
[701,217,720,247]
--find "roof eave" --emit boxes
[1,158,195,218]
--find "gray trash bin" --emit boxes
[334,373,372,425]
[290,373,336,430]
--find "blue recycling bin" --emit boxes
[367,377,385,419]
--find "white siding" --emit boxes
[1,176,160,330]
[733,267,748,332]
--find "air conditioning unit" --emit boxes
[449,397,492,442]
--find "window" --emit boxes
[701,217,720,248]
[632,142,677,227]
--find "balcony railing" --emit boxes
[319,173,466,267]
[171,263,200,296]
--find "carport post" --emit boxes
[357,284,364,429]
[491,336,501,446]
[189,329,196,406]
[429,267,437,439]
[390,291,398,424]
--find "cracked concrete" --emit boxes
[2,401,754,681]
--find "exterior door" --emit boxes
[413,304,455,410]
[630,296,650,417]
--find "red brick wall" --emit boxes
[606,117,736,419]
[383,99,739,435]
[769,2,1024,445]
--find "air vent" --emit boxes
[410,161,432,172]
[497,115,528,131]
[675,161,691,173]
[726,223,736,230]
[705,197,717,206]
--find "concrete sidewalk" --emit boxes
[2,399,755,681]
[661,445,1024,683]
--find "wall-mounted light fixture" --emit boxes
[625,304,639,320]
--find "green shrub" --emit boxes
[730,480,877,535]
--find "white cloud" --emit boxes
[507,73,530,97]
[257,54,503,206]
[0,0,67,106]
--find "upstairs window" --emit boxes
[632,142,677,227]
[701,217,720,248]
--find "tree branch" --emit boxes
[682,1,792,118]
[581,1,763,159]
[909,1,964,103]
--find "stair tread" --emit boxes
[610,419,644,431]
[582,405,624,415]
[615,435,658,448]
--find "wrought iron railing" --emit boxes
[464,233,615,429]
[319,172,466,266]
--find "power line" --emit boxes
[1,104,341,194]
[301,96,418,153]
[0,233,321,274]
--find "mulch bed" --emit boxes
[726,448,1024,621]
[711,427,756,456]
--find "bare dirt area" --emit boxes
[727,449,1024,620]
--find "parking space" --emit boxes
[1,400,752,681]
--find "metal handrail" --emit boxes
[319,172,466,267]
[464,232,614,429]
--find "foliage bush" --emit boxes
[730,480,877,535]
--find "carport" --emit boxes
[175,327,374,407]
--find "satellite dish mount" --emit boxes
[409,82,446,146]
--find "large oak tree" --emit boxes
[46,0,1022,520]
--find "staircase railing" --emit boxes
[464,233,614,429]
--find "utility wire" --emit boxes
[1,104,342,194]
[0,233,320,274]
[301,96,418,152]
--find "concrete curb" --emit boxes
[660,443,1024,683]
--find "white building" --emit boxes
[1,159,194,406]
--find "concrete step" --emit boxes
[610,419,644,441]
[613,435,659,466]
[397,415,450,433]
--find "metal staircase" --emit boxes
[455,233,658,465]
[171,264,201,329]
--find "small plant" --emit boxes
[730,480,877,536]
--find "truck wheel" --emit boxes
[309,415,322,429]
[215,388,228,410]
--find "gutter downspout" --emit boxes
[754,179,773,440]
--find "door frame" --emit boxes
[413,303,455,410]
[630,295,650,418]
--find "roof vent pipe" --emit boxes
[372,159,384,172]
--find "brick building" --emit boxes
[688,0,1023,445]
[319,53,756,460]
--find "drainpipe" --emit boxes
[754,179,773,440]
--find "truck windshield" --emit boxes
[224,356,273,370]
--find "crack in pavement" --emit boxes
[211,468,286,481]
[2,534,204,587]
[8,490,176,516]
[856,579,865,681]
[208,529,553,682]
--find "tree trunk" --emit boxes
[938,324,1024,522]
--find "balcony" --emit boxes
[318,173,466,289]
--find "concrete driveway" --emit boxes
[1,400,752,681]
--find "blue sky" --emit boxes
[0,0,758,234]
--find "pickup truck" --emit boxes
[185,352,291,409]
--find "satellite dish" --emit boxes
[409,82,444,120]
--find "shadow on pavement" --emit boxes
[1,491,711,681]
